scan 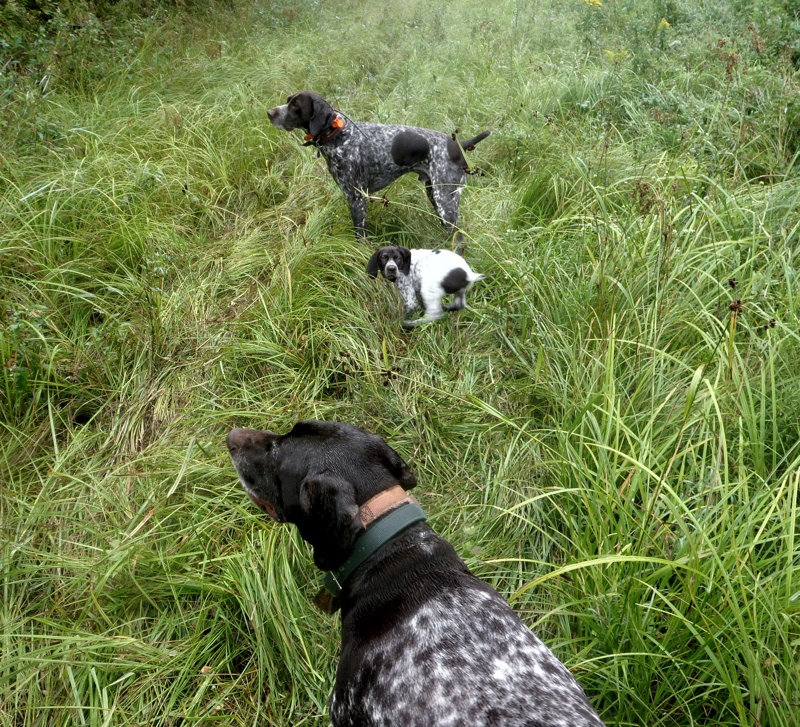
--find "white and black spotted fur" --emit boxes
[227,420,607,727]
[267,91,490,241]
[366,245,484,329]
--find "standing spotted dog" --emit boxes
[227,420,607,727]
[267,91,490,242]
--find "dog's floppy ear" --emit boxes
[366,249,381,278]
[397,246,412,275]
[307,95,336,138]
[397,461,416,490]
[298,474,364,571]
[382,443,416,490]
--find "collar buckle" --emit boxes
[304,113,347,146]
[314,501,427,613]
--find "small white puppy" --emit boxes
[366,246,485,329]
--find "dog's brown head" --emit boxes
[267,91,337,138]
[227,420,416,570]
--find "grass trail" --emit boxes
[1,0,799,724]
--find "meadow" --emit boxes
[1,0,799,724]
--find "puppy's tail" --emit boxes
[459,130,491,152]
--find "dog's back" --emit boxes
[330,520,605,727]
[409,248,484,285]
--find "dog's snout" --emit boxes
[227,427,278,455]
[227,428,248,453]
[267,107,279,120]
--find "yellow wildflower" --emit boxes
[604,48,630,62]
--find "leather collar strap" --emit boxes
[322,502,427,600]
[359,485,416,527]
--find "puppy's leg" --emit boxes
[402,295,445,329]
[403,314,446,329]
[443,292,466,311]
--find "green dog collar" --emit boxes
[322,502,427,599]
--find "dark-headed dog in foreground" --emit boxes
[227,420,606,727]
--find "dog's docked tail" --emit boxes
[459,130,491,152]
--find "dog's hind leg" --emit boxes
[423,175,464,247]
[443,292,467,311]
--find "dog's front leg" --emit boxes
[402,295,444,329]
[426,178,465,250]
[402,311,446,329]
[343,188,368,239]
[395,279,421,329]
[401,300,419,327]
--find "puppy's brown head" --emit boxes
[366,246,412,282]
[227,421,416,570]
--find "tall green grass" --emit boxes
[2,0,799,724]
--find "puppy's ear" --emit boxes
[298,475,364,571]
[307,96,336,138]
[397,247,412,275]
[366,249,381,278]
